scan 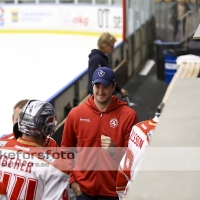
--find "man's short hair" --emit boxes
[13,99,29,111]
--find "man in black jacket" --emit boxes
[88,32,128,96]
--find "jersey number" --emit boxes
[0,170,37,200]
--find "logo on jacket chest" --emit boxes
[110,118,118,128]
[80,118,91,122]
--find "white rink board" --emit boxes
[0,33,121,137]
[0,33,122,137]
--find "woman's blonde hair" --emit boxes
[97,32,117,49]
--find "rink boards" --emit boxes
[0,34,101,136]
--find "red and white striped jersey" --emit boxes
[116,118,158,200]
[0,137,70,200]
[0,182,8,200]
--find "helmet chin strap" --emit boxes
[13,123,22,139]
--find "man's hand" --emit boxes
[101,135,116,155]
[120,88,128,96]
[71,182,82,196]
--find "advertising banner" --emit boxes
[0,5,122,38]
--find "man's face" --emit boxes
[93,82,115,105]
[12,107,21,125]
[104,41,115,54]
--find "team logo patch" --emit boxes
[110,118,118,128]
[0,141,7,146]
[98,70,105,77]
[147,130,154,140]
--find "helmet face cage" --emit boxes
[18,100,57,137]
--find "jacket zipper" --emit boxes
[96,112,103,194]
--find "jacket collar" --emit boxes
[85,95,127,113]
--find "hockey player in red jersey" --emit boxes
[116,116,159,200]
[1,99,59,147]
[0,100,70,200]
